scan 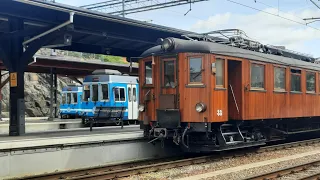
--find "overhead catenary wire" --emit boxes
[254,0,309,21]
[310,0,320,10]
[226,0,320,31]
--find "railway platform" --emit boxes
[0,117,83,134]
[0,126,181,179]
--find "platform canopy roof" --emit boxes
[0,0,192,58]
[0,55,138,77]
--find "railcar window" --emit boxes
[145,61,153,85]
[216,59,224,87]
[72,93,77,104]
[133,87,137,102]
[128,87,132,102]
[291,69,301,92]
[306,72,315,92]
[92,84,99,101]
[189,57,203,83]
[163,60,175,87]
[120,88,125,101]
[101,84,109,100]
[274,67,286,90]
[62,93,66,104]
[67,93,71,104]
[114,87,126,102]
[251,64,265,89]
[83,85,90,102]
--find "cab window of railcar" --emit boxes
[120,88,125,101]
[306,71,316,93]
[274,67,286,91]
[114,87,126,102]
[251,64,265,89]
[188,57,203,83]
[216,58,225,87]
[101,84,109,101]
[72,93,78,104]
[67,93,71,104]
[163,60,175,87]
[83,85,90,102]
[291,69,301,92]
[92,84,99,102]
[145,61,153,85]
[62,93,66,104]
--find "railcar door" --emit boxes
[159,57,178,109]
[127,84,138,120]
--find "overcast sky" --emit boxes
[57,0,320,57]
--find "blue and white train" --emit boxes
[81,69,139,125]
[60,86,83,119]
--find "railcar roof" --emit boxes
[141,38,320,71]
[84,74,138,83]
[62,86,83,91]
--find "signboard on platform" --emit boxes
[10,72,17,87]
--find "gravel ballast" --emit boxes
[122,143,320,180]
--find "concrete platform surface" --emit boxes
[0,125,141,150]
[0,117,49,122]
[0,118,83,134]
[0,125,179,179]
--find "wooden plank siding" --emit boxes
[243,59,320,120]
[210,55,228,122]
[178,53,213,123]
[139,52,320,124]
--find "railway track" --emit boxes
[12,138,320,180]
[245,160,320,180]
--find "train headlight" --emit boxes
[161,38,175,52]
[195,103,207,113]
[138,104,145,112]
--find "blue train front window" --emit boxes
[83,85,90,101]
[114,87,126,102]
[92,84,99,102]
[101,84,109,101]
[62,93,66,104]
[72,93,78,104]
[67,93,71,104]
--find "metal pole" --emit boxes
[49,68,54,121]
[54,70,58,118]
[0,70,2,121]
[9,17,25,136]
[122,0,125,17]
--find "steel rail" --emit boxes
[245,160,320,180]
[298,172,320,180]
[13,137,320,180]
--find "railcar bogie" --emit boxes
[138,30,320,152]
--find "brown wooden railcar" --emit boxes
[138,37,320,152]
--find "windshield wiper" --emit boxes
[192,69,204,81]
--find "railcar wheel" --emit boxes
[115,119,122,126]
